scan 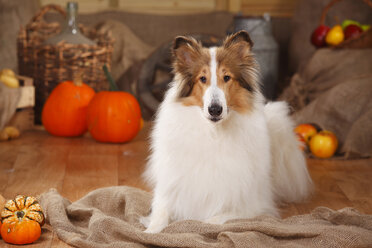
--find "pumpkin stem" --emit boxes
[103,64,119,91]
[73,72,83,86]
[16,211,25,220]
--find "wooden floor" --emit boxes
[0,125,371,247]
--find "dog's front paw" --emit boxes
[205,213,237,225]
[205,215,225,225]
[141,199,169,233]
[141,215,167,233]
[140,216,151,228]
[144,224,165,233]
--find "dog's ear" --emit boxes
[173,36,201,67]
[223,31,253,57]
[224,31,253,49]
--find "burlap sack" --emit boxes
[39,186,372,248]
[280,49,372,158]
[95,20,155,81]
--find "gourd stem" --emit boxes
[16,211,25,220]
[103,64,118,91]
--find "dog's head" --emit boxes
[172,31,260,123]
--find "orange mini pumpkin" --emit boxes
[1,195,44,244]
[1,220,41,245]
[42,79,95,137]
[87,91,142,143]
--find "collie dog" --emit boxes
[141,31,312,233]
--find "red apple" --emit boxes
[311,25,330,48]
[309,130,338,159]
[294,123,318,144]
[344,24,363,40]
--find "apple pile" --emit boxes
[311,20,370,48]
[295,123,338,159]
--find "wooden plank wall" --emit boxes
[39,0,299,17]
[240,0,299,17]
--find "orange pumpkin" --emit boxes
[1,195,44,245]
[0,194,3,239]
[1,219,41,245]
[87,91,142,143]
[42,79,95,137]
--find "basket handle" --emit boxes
[320,0,372,25]
[32,4,66,23]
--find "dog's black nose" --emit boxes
[208,104,223,117]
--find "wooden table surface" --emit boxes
[1,125,371,247]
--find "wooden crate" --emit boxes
[7,75,35,131]
[7,108,35,132]
[16,75,35,109]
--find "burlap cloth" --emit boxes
[39,186,372,248]
[280,49,372,159]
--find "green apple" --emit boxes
[361,24,370,31]
[341,19,361,29]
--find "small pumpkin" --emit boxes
[42,78,95,137]
[1,219,41,245]
[1,195,44,244]
[0,194,4,238]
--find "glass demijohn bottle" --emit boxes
[45,2,95,45]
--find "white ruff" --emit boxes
[142,79,312,233]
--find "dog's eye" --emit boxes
[200,76,207,83]
[223,75,231,82]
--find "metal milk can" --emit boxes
[233,13,279,100]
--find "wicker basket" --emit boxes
[319,0,372,49]
[17,4,114,124]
